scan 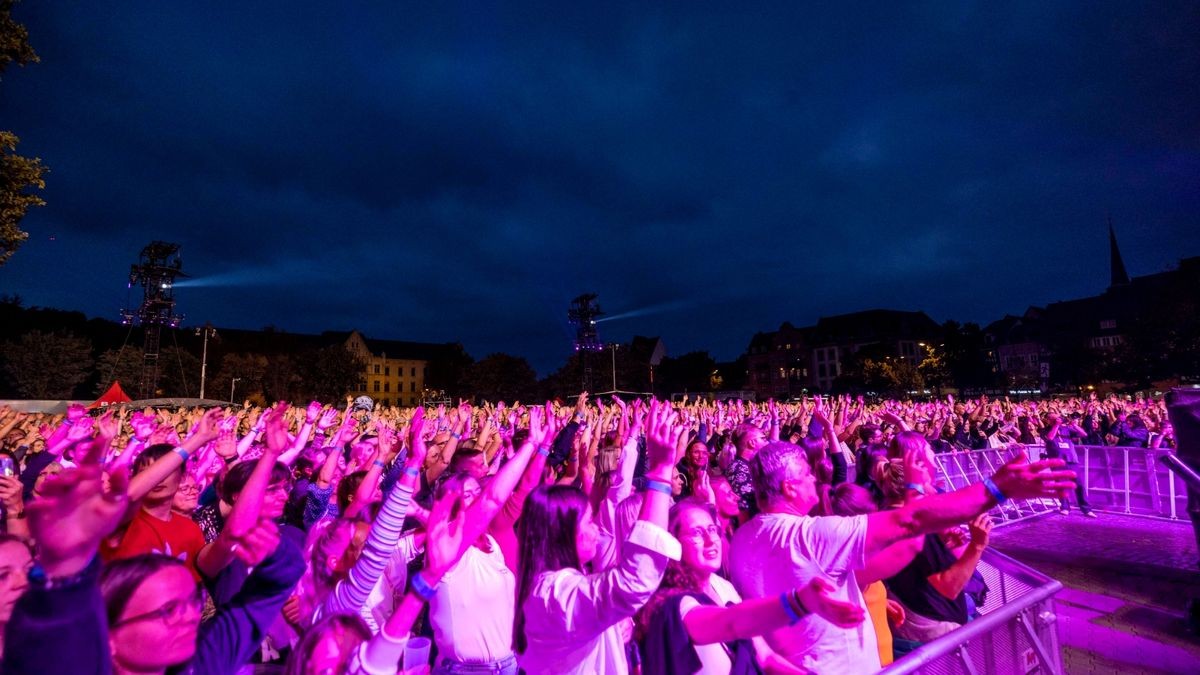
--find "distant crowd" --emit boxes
[0,391,1125,673]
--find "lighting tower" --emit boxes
[567,293,604,391]
[122,241,186,399]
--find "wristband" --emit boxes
[644,479,673,496]
[983,477,1008,504]
[780,592,802,624]
[904,482,926,496]
[29,556,98,590]
[410,571,438,600]
[450,432,462,441]
[373,459,387,470]
[536,443,551,457]
[172,446,190,462]
[403,466,420,478]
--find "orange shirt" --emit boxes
[865,580,894,666]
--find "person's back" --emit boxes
[730,512,878,674]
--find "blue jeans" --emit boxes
[432,654,518,675]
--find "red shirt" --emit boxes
[103,508,206,579]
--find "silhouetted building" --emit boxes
[987,226,1199,390]
[745,309,940,397]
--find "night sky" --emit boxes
[2,2,1198,374]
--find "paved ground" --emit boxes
[991,512,1200,675]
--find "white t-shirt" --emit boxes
[431,535,515,662]
[518,520,681,675]
[677,574,744,675]
[729,512,878,675]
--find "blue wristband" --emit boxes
[536,444,551,457]
[450,432,462,441]
[403,466,420,478]
[904,482,926,496]
[172,446,190,462]
[780,592,802,624]
[372,459,387,470]
[645,479,673,496]
[410,571,438,601]
[983,477,1008,504]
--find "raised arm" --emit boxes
[865,449,1074,556]
[321,409,428,618]
[126,409,222,502]
[681,577,864,646]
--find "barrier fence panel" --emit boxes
[1075,445,1188,520]
[933,444,1189,524]
[933,447,1060,527]
[884,550,1064,675]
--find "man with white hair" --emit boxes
[730,439,1075,674]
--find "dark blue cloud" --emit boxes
[2,1,1197,374]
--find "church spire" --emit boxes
[1108,217,1130,288]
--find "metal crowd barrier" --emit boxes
[1075,444,1189,520]
[884,549,1064,675]
[931,444,1191,524]
[896,442,1192,675]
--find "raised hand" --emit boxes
[316,408,340,432]
[423,487,468,579]
[305,401,323,424]
[229,518,281,567]
[526,405,550,447]
[644,400,685,477]
[991,449,1076,501]
[193,407,225,443]
[263,406,291,456]
[796,577,866,628]
[0,476,24,516]
[26,436,130,576]
[65,417,94,444]
[406,407,428,468]
[967,513,992,550]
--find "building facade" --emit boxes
[745,310,940,398]
[343,331,434,407]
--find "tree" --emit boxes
[95,347,142,395]
[860,358,924,397]
[210,352,269,403]
[1,330,93,398]
[1,1,46,267]
[295,346,366,403]
[656,351,719,395]
[158,346,202,398]
[461,353,538,402]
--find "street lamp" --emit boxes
[195,323,217,399]
[609,344,619,392]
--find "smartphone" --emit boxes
[0,456,14,477]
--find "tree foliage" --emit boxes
[295,346,366,403]
[1,330,93,398]
[0,1,45,267]
[461,353,538,402]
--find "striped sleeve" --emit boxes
[323,483,414,617]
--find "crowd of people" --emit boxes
[0,390,1155,674]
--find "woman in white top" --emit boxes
[636,499,867,675]
[514,401,684,675]
[426,406,557,675]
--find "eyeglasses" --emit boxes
[112,585,205,628]
[682,525,721,543]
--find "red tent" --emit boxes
[90,381,133,409]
